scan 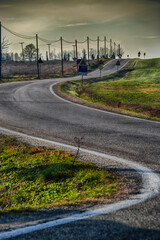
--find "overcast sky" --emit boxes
[0,0,160,58]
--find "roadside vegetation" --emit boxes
[0,135,123,213]
[56,58,160,121]
[87,58,110,72]
[0,61,77,83]
[0,59,107,83]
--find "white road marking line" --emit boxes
[0,126,160,239]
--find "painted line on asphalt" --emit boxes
[49,83,160,124]
[0,126,160,239]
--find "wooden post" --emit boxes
[104,36,106,58]
[75,39,78,72]
[36,34,40,79]
[110,39,112,58]
[60,37,63,76]
[87,36,89,64]
[97,36,99,60]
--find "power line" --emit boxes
[1,24,35,39]
[2,24,117,52]
[63,39,75,44]
[39,36,60,44]
[1,23,122,63]
[89,38,97,42]
[62,41,75,48]
[77,39,87,44]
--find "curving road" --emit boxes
[0,59,160,239]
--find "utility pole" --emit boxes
[118,44,121,58]
[72,44,76,59]
[36,34,40,79]
[107,47,109,58]
[87,36,90,64]
[110,39,112,58]
[0,21,2,81]
[104,36,106,58]
[114,42,116,55]
[97,36,99,60]
[47,44,51,60]
[19,42,24,61]
[60,37,63,76]
[75,39,78,72]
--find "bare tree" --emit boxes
[15,53,20,61]
[117,46,124,58]
[72,136,84,165]
[2,36,10,51]
[24,44,36,61]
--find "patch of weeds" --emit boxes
[0,135,123,212]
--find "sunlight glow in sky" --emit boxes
[0,0,160,58]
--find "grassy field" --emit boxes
[57,58,160,121]
[1,60,77,82]
[0,135,123,213]
[0,59,106,83]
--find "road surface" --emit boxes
[0,59,160,239]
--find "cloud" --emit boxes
[60,23,90,28]
[141,35,160,39]
[1,0,160,58]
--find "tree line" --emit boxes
[2,38,124,62]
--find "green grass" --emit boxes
[0,75,37,83]
[87,58,110,72]
[0,135,122,213]
[0,73,76,83]
[57,58,160,120]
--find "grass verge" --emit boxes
[55,58,160,121]
[0,135,124,213]
[0,73,76,84]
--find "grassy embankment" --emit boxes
[0,135,123,213]
[56,58,160,121]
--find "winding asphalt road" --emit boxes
[0,59,160,239]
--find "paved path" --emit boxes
[0,59,160,239]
